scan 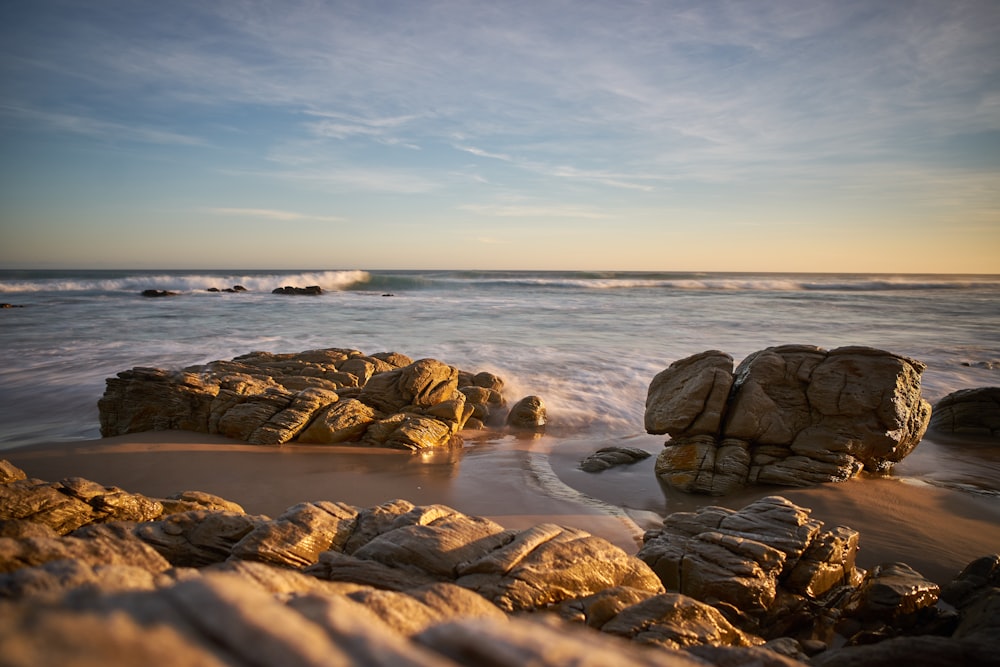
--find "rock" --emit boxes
[416,615,710,667]
[4,465,996,664]
[506,395,546,430]
[455,523,664,612]
[135,510,267,567]
[0,525,171,574]
[0,460,27,483]
[297,398,376,444]
[645,350,734,436]
[841,562,940,623]
[272,285,323,295]
[580,446,652,472]
[230,501,358,567]
[459,386,506,426]
[638,496,857,615]
[140,289,178,297]
[599,591,760,649]
[285,593,454,666]
[98,348,531,449]
[0,558,168,599]
[646,346,931,494]
[929,387,1000,438]
[304,549,442,591]
[0,479,98,534]
[941,554,1000,609]
[345,582,507,636]
[158,490,246,515]
[351,505,511,579]
[365,414,460,451]
[810,634,1000,667]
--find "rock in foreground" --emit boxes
[645,345,932,494]
[1,459,997,666]
[98,348,542,449]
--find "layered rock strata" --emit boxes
[2,461,997,666]
[99,348,541,449]
[645,345,932,494]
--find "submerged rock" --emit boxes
[645,345,932,494]
[580,446,652,472]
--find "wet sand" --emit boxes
[5,430,999,586]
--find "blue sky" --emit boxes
[1,0,998,272]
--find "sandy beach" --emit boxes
[6,429,998,586]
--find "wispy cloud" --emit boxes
[208,207,345,223]
[454,145,512,161]
[303,110,422,148]
[459,203,612,219]
[0,104,206,147]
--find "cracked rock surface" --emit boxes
[645,345,932,494]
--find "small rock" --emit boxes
[580,446,651,472]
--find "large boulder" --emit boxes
[645,346,932,494]
[98,348,533,449]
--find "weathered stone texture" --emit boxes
[645,346,932,494]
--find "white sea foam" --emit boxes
[0,270,371,294]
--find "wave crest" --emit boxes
[0,270,371,294]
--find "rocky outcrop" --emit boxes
[929,387,1000,438]
[2,459,997,666]
[638,496,859,615]
[98,348,542,449]
[645,346,932,494]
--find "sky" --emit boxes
[1,0,998,273]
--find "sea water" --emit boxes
[2,269,997,451]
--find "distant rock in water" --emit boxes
[207,285,248,293]
[272,285,323,295]
[140,289,178,297]
[645,345,932,494]
[98,347,543,449]
[929,387,1000,438]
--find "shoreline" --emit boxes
[5,430,999,586]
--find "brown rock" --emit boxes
[646,346,932,494]
[506,395,546,430]
[230,501,358,567]
[456,523,664,612]
[600,592,760,649]
[346,582,506,636]
[135,510,266,567]
[645,350,735,436]
[929,387,1000,438]
[297,398,377,444]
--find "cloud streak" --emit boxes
[208,207,345,223]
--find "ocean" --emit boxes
[3,266,1000,581]
[1,269,998,451]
